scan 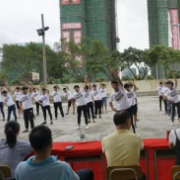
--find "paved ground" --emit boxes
[0,96,179,142]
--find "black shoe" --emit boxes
[2,118,5,121]
[99,116,102,118]
[41,122,47,125]
[23,129,29,133]
[50,121,53,125]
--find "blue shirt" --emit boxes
[15,156,80,180]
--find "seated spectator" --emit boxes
[15,125,94,180]
[102,111,145,180]
[169,129,180,165]
[0,121,31,177]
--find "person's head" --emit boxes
[124,83,131,92]
[4,121,20,148]
[111,80,119,92]
[63,88,67,93]
[33,88,36,92]
[101,83,106,89]
[41,88,46,95]
[21,86,29,94]
[74,85,80,92]
[84,85,89,92]
[2,90,8,97]
[159,82,163,86]
[92,84,97,91]
[29,125,52,154]
[164,82,168,87]
[113,111,131,130]
[16,87,20,92]
[167,81,174,90]
[53,86,58,92]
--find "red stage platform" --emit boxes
[52,139,175,180]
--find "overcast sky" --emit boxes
[0,0,149,51]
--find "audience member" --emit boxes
[0,121,31,176]
[15,125,94,180]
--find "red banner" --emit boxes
[61,0,69,5]
[74,31,82,44]
[169,9,179,50]
[72,0,80,4]
[62,23,81,30]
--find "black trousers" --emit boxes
[77,105,88,126]
[125,108,136,133]
[23,108,34,130]
[87,102,95,119]
[7,104,17,121]
[76,169,94,180]
[163,99,167,114]
[172,102,180,122]
[43,105,53,121]
[35,102,42,116]
[159,96,163,111]
[54,102,64,119]
[0,102,5,119]
[94,100,102,116]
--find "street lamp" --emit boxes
[36,14,49,88]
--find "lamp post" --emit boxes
[37,14,49,88]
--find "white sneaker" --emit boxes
[85,126,89,130]
[167,116,170,120]
[171,122,175,126]
[77,126,81,130]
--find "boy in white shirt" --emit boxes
[13,86,22,117]
[99,83,107,114]
[32,88,41,116]
[156,82,164,111]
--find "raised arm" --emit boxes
[4,82,12,93]
[52,81,60,90]
[128,81,139,91]
[109,68,123,86]
[173,73,177,87]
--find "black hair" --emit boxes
[159,82,163,85]
[74,85,80,89]
[42,88,46,91]
[21,86,28,90]
[2,90,7,94]
[167,80,174,86]
[113,111,130,126]
[63,88,67,91]
[111,80,118,85]
[84,85,89,89]
[5,121,20,148]
[92,84,97,88]
[29,125,52,152]
[124,83,130,89]
[16,87,20,90]
[53,86,57,89]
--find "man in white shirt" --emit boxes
[156,82,163,111]
[99,83,107,114]
[63,86,73,115]
[109,69,135,133]
[13,86,22,117]
[51,82,64,120]
[32,88,41,116]
[19,86,34,133]
[72,85,89,129]
[0,88,5,121]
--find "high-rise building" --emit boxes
[60,0,116,51]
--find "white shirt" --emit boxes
[109,86,130,111]
[3,93,15,107]
[73,91,86,106]
[167,87,179,103]
[156,85,163,96]
[91,90,102,101]
[51,90,61,103]
[14,91,21,101]
[169,129,180,146]
[83,91,93,104]
[32,91,41,102]
[65,91,73,101]
[20,93,33,110]
[160,87,169,96]
[99,88,107,98]
[126,89,136,106]
[40,94,50,107]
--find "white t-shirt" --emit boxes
[32,91,41,102]
[156,85,163,96]
[109,86,130,111]
[83,91,93,104]
[91,90,102,101]
[14,91,21,101]
[99,88,107,98]
[167,87,179,103]
[3,93,15,107]
[20,93,33,110]
[65,91,73,101]
[160,87,169,96]
[126,89,136,106]
[51,90,61,103]
[40,94,50,107]
[169,129,180,146]
[73,92,86,106]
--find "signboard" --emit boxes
[62,31,70,52]
[169,9,179,50]
[74,31,82,44]
[72,0,80,4]
[61,0,69,5]
[62,23,81,30]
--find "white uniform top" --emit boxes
[160,87,169,96]
[14,91,21,101]
[126,89,136,106]
[169,129,180,146]
[109,86,130,111]
[156,85,163,96]
[83,91,93,104]
[91,90,102,101]
[51,90,61,103]
[40,94,50,107]
[0,93,3,102]
[167,87,179,103]
[99,88,107,98]
[32,90,41,102]
[65,91,73,101]
[20,93,33,110]
[3,93,15,107]
[73,91,86,106]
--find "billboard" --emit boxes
[62,23,81,30]
[72,0,80,4]
[169,9,179,50]
[74,31,82,44]
[61,0,69,5]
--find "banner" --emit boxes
[62,23,81,30]
[74,31,82,44]
[72,0,80,4]
[62,31,70,52]
[61,0,69,5]
[169,9,179,50]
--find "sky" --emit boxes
[0,0,149,51]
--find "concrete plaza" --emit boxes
[0,96,179,142]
